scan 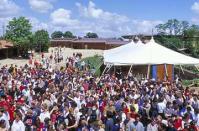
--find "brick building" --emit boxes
[0,40,14,59]
[50,38,129,50]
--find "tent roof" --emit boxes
[104,38,199,65]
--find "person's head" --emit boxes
[1,95,6,101]
[135,115,140,122]
[27,109,33,116]
[166,102,172,108]
[106,111,113,118]
[151,118,156,125]
[0,120,6,129]
[108,100,114,106]
[187,106,192,112]
[168,119,174,127]
[15,113,22,122]
[122,102,127,109]
[42,103,48,112]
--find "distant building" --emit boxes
[50,38,129,50]
[0,40,14,59]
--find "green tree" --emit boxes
[63,31,75,38]
[156,19,189,35]
[184,25,199,57]
[33,29,50,52]
[85,32,98,38]
[51,31,63,39]
[155,19,199,58]
[155,19,190,51]
[5,17,32,56]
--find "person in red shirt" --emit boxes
[8,104,15,122]
[122,102,129,115]
[130,106,137,119]
[184,87,190,98]
[174,115,183,130]
[50,106,59,126]
[0,95,9,111]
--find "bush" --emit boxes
[81,55,103,76]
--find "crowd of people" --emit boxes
[0,52,199,131]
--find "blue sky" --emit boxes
[0,0,199,37]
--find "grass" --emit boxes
[82,55,103,76]
[182,79,199,87]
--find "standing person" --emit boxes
[134,115,144,131]
[23,109,36,131]
[39,104,50,124]
[0,108,10,130]
[11,113,25,131]
[147,119,158,131]
[0,120,7,131]
[105,111,114,131]
[66,108,78,131]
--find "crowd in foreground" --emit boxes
[0,52,199,131]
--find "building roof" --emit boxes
[0,40,13,49]
[50,38,130,45]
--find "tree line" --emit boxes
[51,31,98,39]
[155,19,199,58]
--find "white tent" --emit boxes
[104,38,199,65]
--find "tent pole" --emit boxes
[180,65,184,74]
[147,65,150,79]
[114,66,116,75]
[127,65,133,77]
[97,65,108,84]
[106,65,113,73]
[164,64,168,77]
[195,65,199,72]
[101,65,108,76]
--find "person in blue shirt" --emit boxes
[105,111,114,131]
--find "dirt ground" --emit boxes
[0,47,103,68]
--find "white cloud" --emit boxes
[191,17,199,25]
[29,17,48,32]
[0,1,161,38]
[0,17,12,36]
[73,1,162,37]
[28,0,54,13]
[76,1,129,23]
[132,20,163,34]
[50,8,79,27]
[192,2,199,14]
[0,0,20,18]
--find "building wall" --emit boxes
[51,40,107,49]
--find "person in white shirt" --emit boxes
[157,98,166,117]
[147,119,158,131]
[11,113,25,131]
[39,103,50,123]
[0,108,10,130]
[134,116,144,131]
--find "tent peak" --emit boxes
[150,36,155,43]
